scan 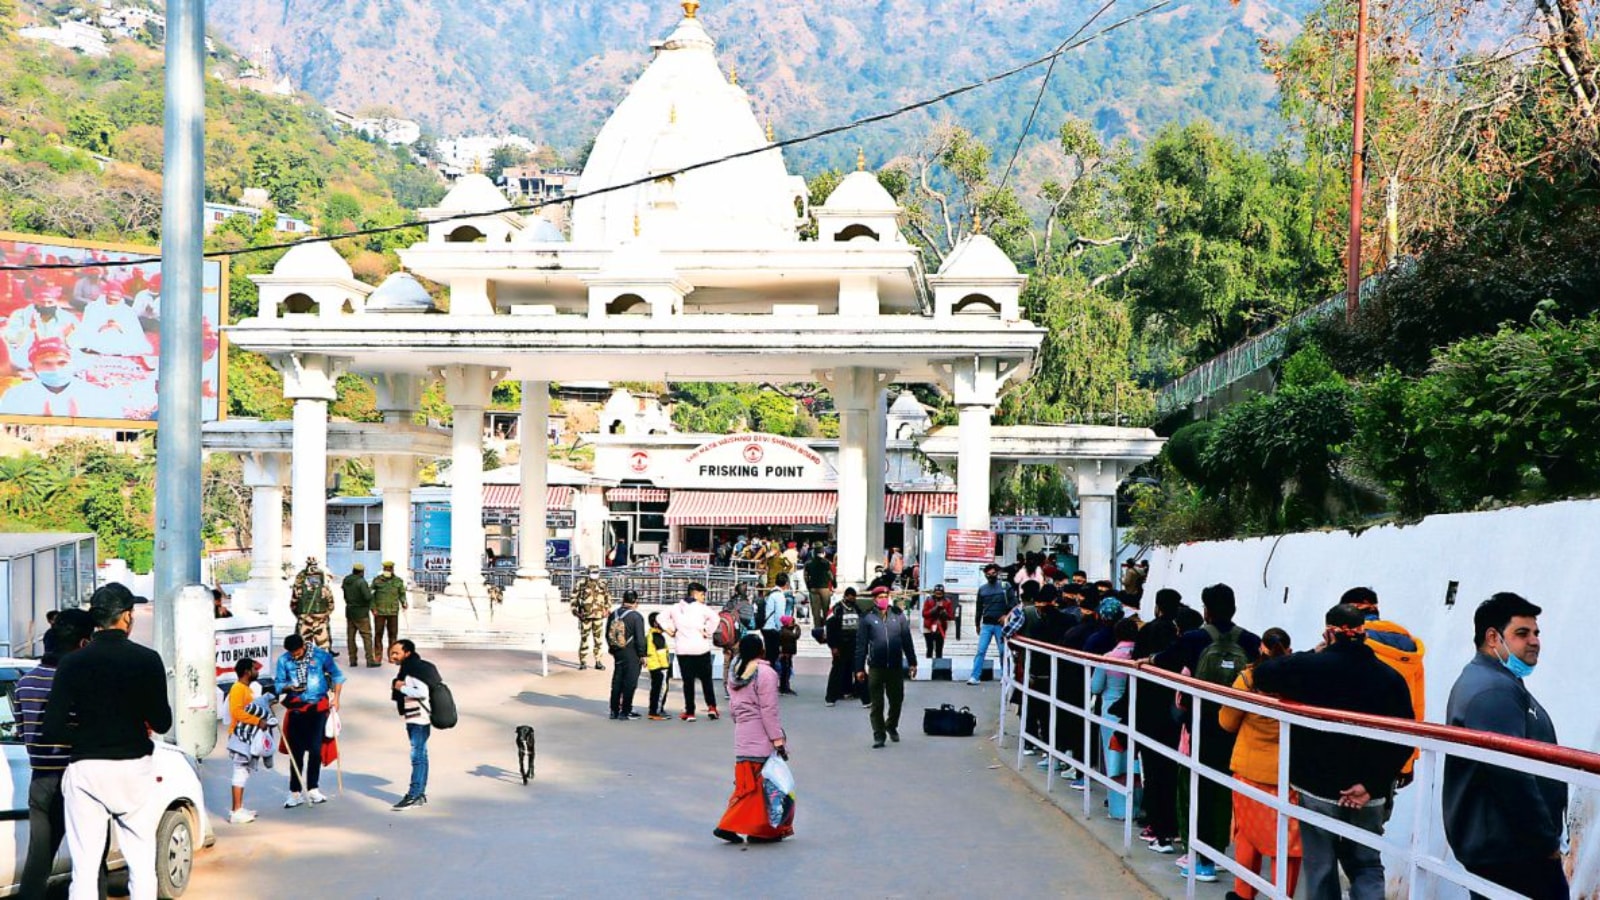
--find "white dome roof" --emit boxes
[273,242,353,280]
[515,216,567,243]
[822,171,898,211]
[936,234,1020,278]
[438,174,510,213]
[889,391,928,416]
[571,11,801,248]
[366,272,436,312]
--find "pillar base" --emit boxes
[503,574,561,605]
[233,579,291,625]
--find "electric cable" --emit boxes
[0,0,1185,274]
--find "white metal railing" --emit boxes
[999,636,1600,900]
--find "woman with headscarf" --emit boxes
[713,633,791,845]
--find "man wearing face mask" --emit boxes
[967,563,1015,685]
[1443,593,1566,900]
[0,338,116,419]
[1250,603,1413,900]
[4,283,79,372]
[854,586,917,749]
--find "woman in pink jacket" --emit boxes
[714,633,791,844]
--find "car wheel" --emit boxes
[155,808,194,898]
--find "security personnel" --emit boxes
[342,563,377,667]
[570,567,612,670]
[292,557,337,655]
[371,561,407,652]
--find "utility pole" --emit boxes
[1345,0,1371,323]
[154,0,216,757]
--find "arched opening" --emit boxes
[339,299,355,314]
[793,195,806,220]
[608,420,627,434]
[605,293,649,316]
[953,293,1002,316]
[896,422,916,440]
[282,292,318,315]
[834,224,880,243]
[446,225,486,243]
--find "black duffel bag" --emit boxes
[923,703,978,737]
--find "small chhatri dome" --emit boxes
[273,241,353,280]
[514,216,567,243]
[438,173,510,213]
[936,234,1020,278]
[366,272,437,313]
[822,170,898,212]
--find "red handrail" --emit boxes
[1008,635,1600,776]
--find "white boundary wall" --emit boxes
[1145,498,1600,895]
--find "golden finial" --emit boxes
[633,212,642,237]
[972,208,983,235]
[682,0,699,19]
[669,104,677,125]
[729,64,738,85]
[765,120,775,142]
[471,156,482,175]
[856,148,866,172]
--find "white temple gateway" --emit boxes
[217,2,1159,634]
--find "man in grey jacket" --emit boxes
[854,586,917,749]
[1443,592,1566,900]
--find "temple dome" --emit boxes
[570,7,805,248]
[273,242,353,280]
[438,174,510,213]
[936,235,1020,278]
[366,272,437,312]
[515,216,567,244]
[823,171,898,211]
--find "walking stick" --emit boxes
[278,707,309,799]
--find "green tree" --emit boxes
[67,109,116,154]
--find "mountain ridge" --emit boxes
[206,0,1311,167]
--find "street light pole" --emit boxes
[154,0,215,757]
[1345,0,1371,323]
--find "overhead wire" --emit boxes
[995,0,1124,193]
[0,0,1186,274]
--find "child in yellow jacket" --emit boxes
[646,612,673,720]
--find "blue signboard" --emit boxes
[546,540,571,562]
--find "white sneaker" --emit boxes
[228,809,257,825]
[306,788,329,804]
[283,793,305,809]
[965,678,981,686]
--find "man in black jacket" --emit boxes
[823,587,862,706]
[389,639,443,811]
[853,586,918,748]
[607,591,648,720]
[1443,593,1566,900]
[44,583,172,900]
[1251,603,1414,900]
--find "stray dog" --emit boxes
[516,726,536,784]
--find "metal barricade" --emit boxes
[1000,636,1600,900]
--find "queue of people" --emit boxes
[1002,577,1567,900]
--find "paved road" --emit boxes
[186,650,1154,898]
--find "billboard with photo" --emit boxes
[0,232,227,426]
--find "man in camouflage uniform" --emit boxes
[292,557,337,655]
[371,560,407,652]
[571,566,611,671]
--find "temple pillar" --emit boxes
[952,358,1001,534]
[507,380,559,604]
[374,456,417,585]
[865,379,889,568]
[279,354,340,575]
[237,451,289,620]
[1063,459,1130,583]
[443,364,497,601]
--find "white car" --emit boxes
[0,658,215,897]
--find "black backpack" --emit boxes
[423,681,458,729]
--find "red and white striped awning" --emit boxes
[885,491,960,520]
[664,491,838,526]
[607,487,670,504]
[482,485,575,510]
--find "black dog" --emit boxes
[516,726,536,784]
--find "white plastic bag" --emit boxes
[761,754,796,829]
[325,709,342,740]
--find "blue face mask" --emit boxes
[37,369,70,389]
[1495,633,1535,678]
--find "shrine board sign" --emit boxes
[673,433,833,489]
[215,624,273,678]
